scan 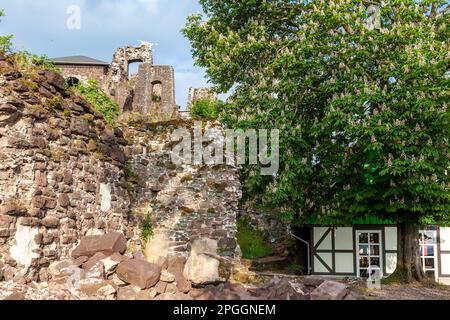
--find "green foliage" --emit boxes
[124,162,137,181]
[14,51,60,72]
[141,214,154,243]
[152,94,161,103]
[190,98,224,120]
[184,0,450,228]
[236,217,272,259]
[75,80,119,125]
[0,9,12,52]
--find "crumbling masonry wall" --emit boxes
[57,65,108,86]
[121,119,241,261]
[104,44,179,120]
[0,64,139,283]
[0,53,239,284]
[186,87,218,112]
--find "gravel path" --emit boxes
[367,284,450,300]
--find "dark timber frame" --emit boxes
[310,225,397,276]
[309,225,450,282]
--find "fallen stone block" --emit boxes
[117,285,141,300]
[303,275,326,287]
[78,278,117,297]
[310,280,348,300]
[72,232,126,258]
[101,252,125,275]
[116,259,161,289]
[160,270,175,283]
[183,238,227,286]
[167,255,191,293]
[82,252,108,271]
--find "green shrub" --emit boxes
[236,217,272,259]
[15,51,61,73]
[0,10,12,52]
[190,98,224,120]
[75,80,119,125]
[141,214,154,243]
[152,94,161,103]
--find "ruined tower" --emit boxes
[186,87,218,112]
[104,43,179,120]
[52,43,179,120]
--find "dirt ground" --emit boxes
[364,283,450,300]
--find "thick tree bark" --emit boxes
[390,220,425,283]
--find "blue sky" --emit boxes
[0,0,208,108]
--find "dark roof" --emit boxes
[50,55,109,66]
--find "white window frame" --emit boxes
[419,230,438,280]
[356,230,383,279]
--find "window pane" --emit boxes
[370,233,380,244]
[360,269,368,278]
[359,245,369,255]
[359,233,369,243]
[424,258,435,268]
[422,245,435,257]
[370,245,380,256]
[360,257,369,268]
[424,231,436,244]
[370,258,380,268]
[426,270,435,278]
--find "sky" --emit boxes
[0,0,208,109]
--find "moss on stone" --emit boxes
[236,217,273,260]
[81,113,95,122]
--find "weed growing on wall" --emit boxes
[190,98,224,120]
[75,80,119,125]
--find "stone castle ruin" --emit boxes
[52,43,179,120]
[186,87,218,112]
[0,46,242,297]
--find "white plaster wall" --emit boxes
[10,224,39,270]
[385,252,397,274]
[440,227,450,251]
[314,252,332,273]
[440,254,450,275]
[314,227,332,250]
[100,183,112,212]
[438,278,450,285]
[335,227,353,250]
[335,252,354,273]
[385,227,397,251]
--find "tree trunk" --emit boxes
[390,220,425,283]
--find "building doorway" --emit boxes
[356,230,383,279]
[419,230,438,279]
[66,77,80,87]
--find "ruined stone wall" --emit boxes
[133,64,178,120]
[0,58,141,283]
[0,54,241,285]
[58,65,108,85]
[120,119,241,261]
[186,87,218,112]
[104,44,178,120]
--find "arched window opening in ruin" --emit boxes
[128,60,143,80]
[151,81,162,103]
[66,77,80,87]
